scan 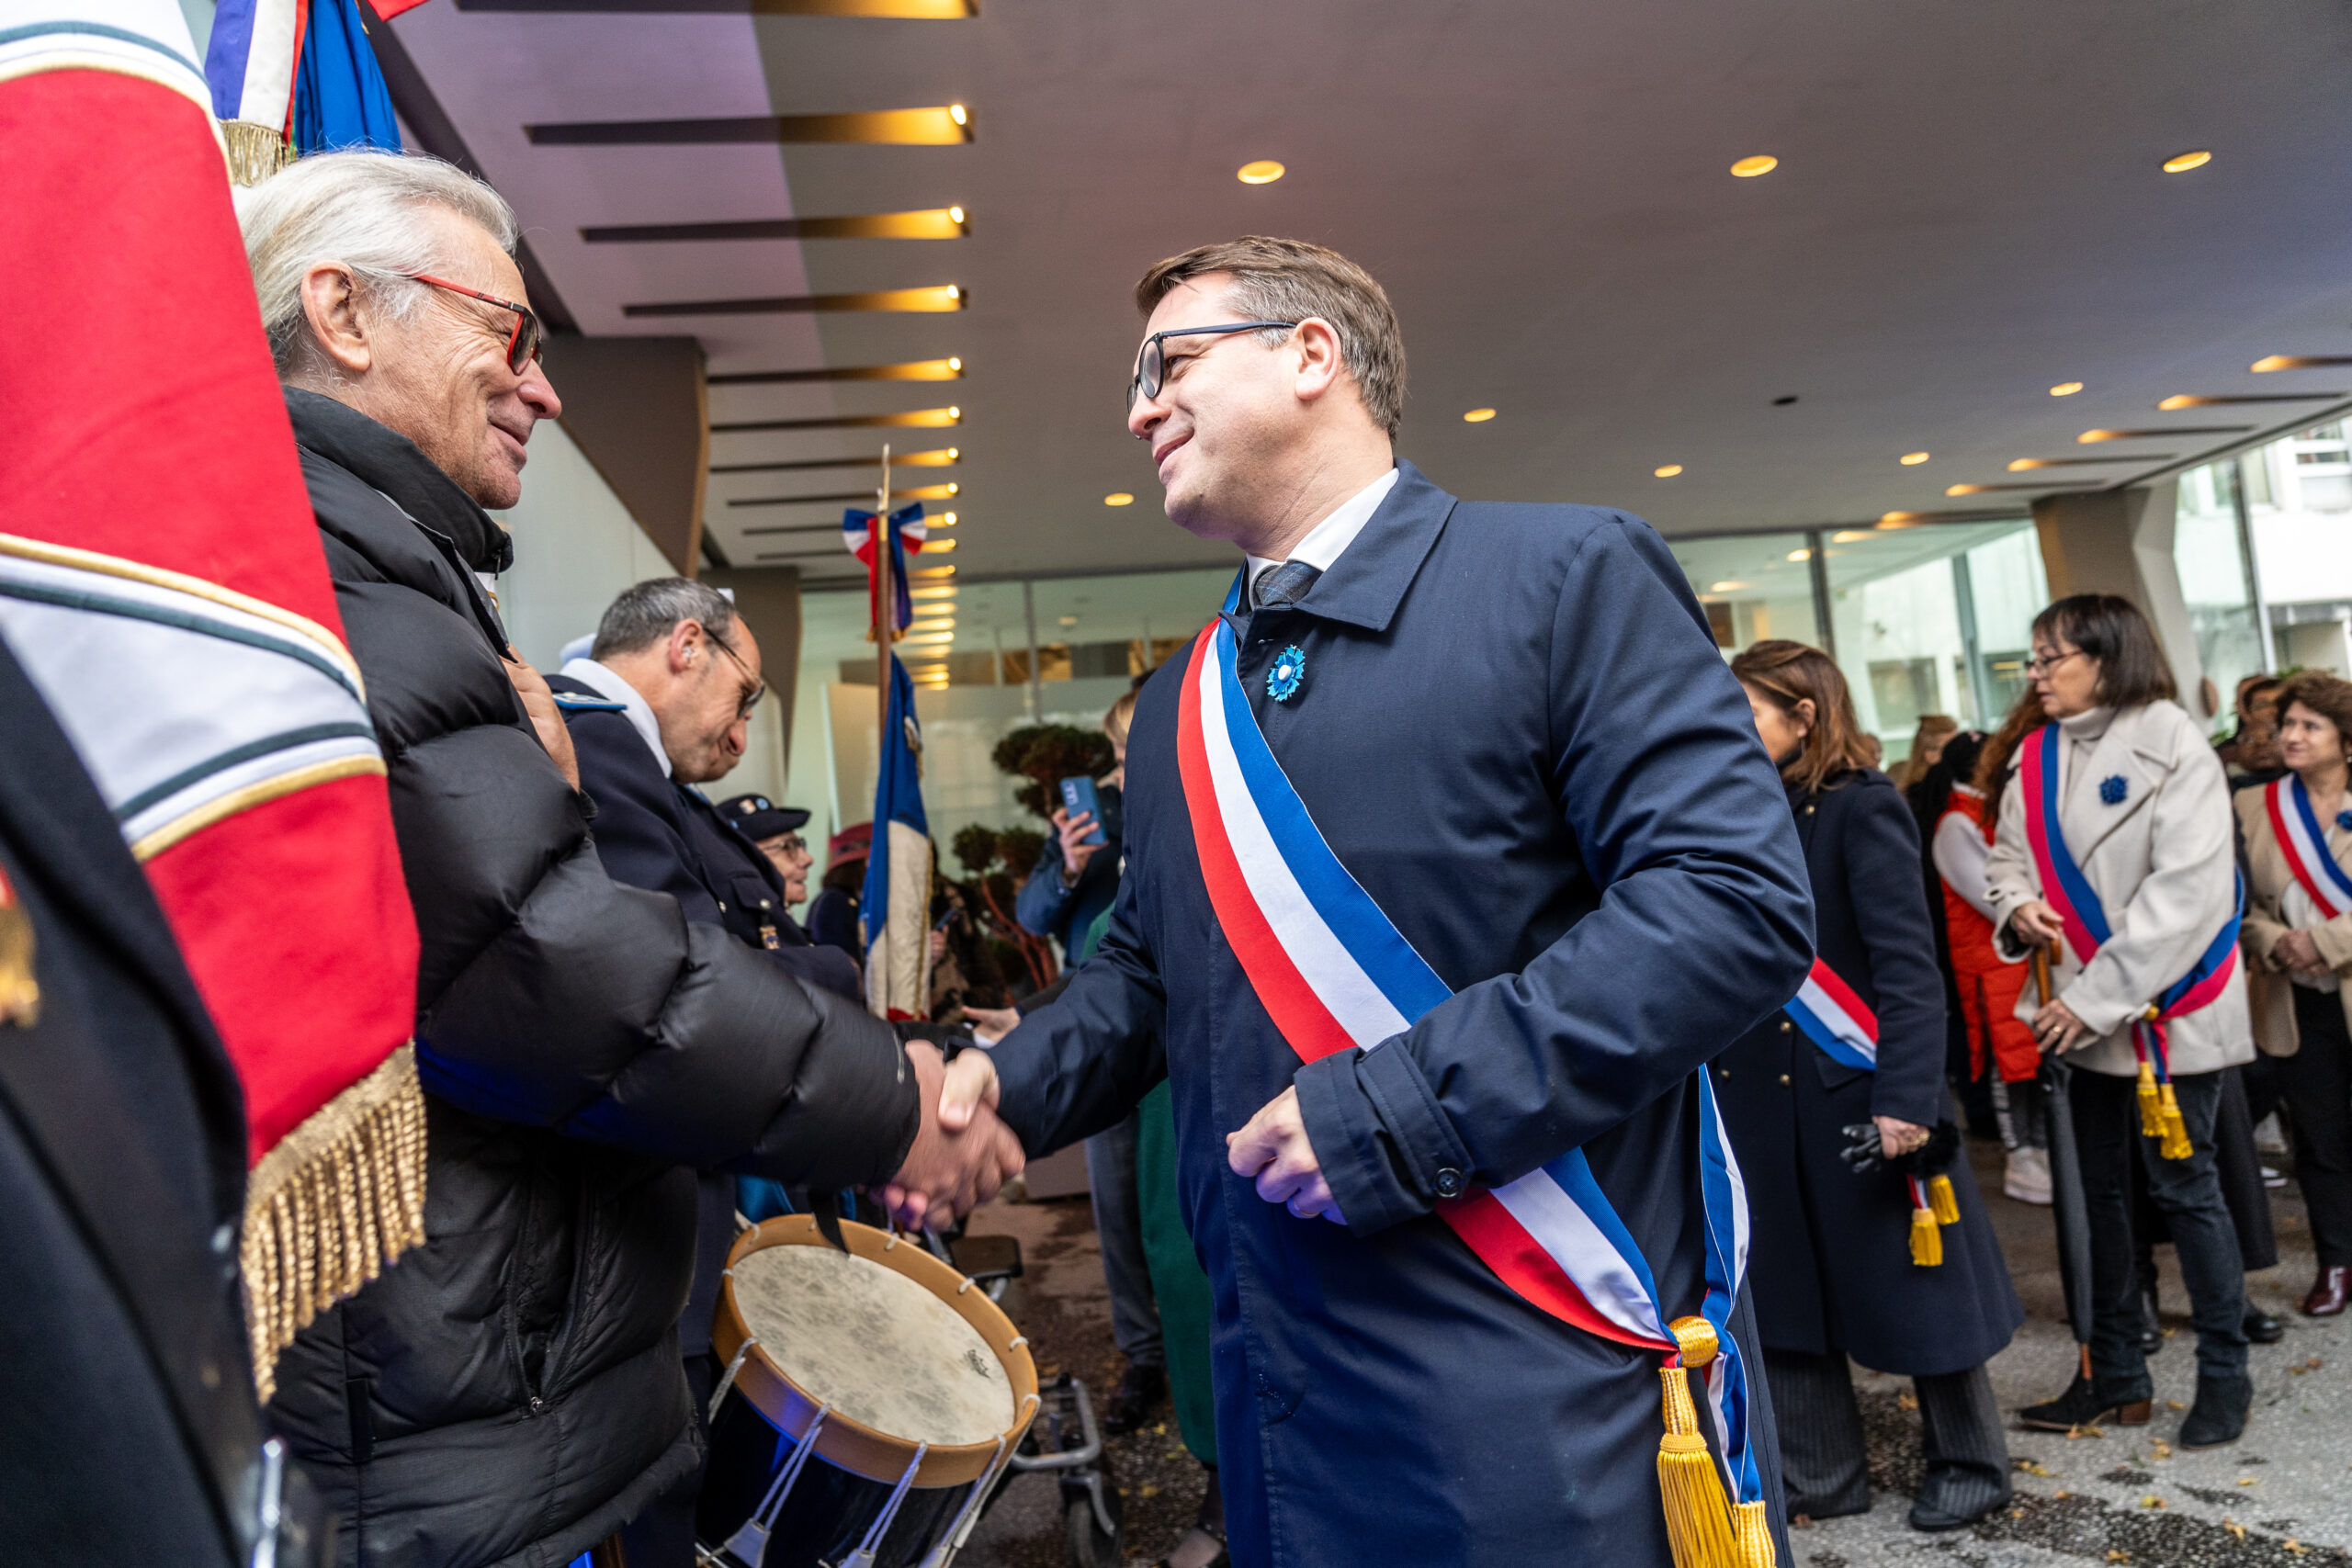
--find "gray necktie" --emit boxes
[1251,559,1322,611]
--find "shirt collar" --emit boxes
[1245,466,1400,597]
[560,657,670,777]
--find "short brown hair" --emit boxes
[2032,593,2177,709]
[2278,672,2352,757]
[1134,237,1407,438]
[1729,640,1880,795]
[1102,690,1139,750]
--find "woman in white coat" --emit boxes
[1984,594,2255,1449]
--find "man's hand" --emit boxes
[1873,1115,1929,1158]
[2274,927,2331,976]
[1227,1086,1345,1224]
[881,1043,1023,1229]
[2032,997,2091,1054]
[2009,900,2065,950]
[503,647,580,791]
[1051,807,1102,885]
[960,1003,1020,1044]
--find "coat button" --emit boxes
[1804,804,1816,816]
[1780,1021,1792,1034]
[1779,1074,1792,1086]
[1432,1168,1465,1200]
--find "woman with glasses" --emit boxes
[1986,594,2256,1449]
[1719,641,2019,1532]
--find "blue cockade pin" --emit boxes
[1268,645,1306,703]
[2099,774,2128,806]
[2338,809,2352,833]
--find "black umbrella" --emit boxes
[2036,946,2098,1376]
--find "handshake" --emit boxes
[879,1042,1023,1229]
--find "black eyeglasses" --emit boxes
[703,625,766,718]
[1127,321,1297,412]
[402,271,544,373]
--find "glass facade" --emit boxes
[2172,457,2266,718]
[2241,420,2352,679]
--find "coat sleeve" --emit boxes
[563,712,723,929]
[990,875,1170,1157]
[1931,813,1998,924]
[1844,783,1950,1125]
[2060,713,2239,1037]
[2236,791,2294,967]
[1013,840,1074,941]
[1292,516,1816,1235]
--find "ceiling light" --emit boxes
[1900,451,1929,465]
[948,205,966,224]
[2050,382,2084,397]
[910,586,957,599]
[1654,464,1683,478]
[947,407,960,419]
[948,356,962,371]
[944,285,960,301]
[1058,615,1079,627]
[1786,547,1811,562]
[1945,485,1988,496]
[911,565,956,579]
[2162,149,2211,174]
[934,512,957,525]
[1238,160,1284,184]
[1710,581,1747,592]
[1729,155,1778,177]
[948,103,967,126]
[1876,513,1925,528]
[924,537,959,552]
[1104,492,1134,505]
[1463,408,1497,423]
[2158,394,2197,410]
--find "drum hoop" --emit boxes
[714,1214,1040,1487]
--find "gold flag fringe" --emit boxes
[222,120,292,186]
[239,1044,426,1403]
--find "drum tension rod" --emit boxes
[842,1442,928,1568]
[725,1404,830,1568]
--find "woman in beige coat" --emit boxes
[1984,594,2254,1449]
[2234,671,2352,1318]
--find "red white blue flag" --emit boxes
[842,501,928,636]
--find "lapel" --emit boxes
[2060,709,2161,869]
[1275,459,1455,634]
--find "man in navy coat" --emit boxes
[921,238,1815,1566]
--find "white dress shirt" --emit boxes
[1244,466,1399,602]
[559,657,669,777]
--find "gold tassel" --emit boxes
[1910,1205,1943,1267]
[1657,1317,1740,1568]
[220,119,293,186]
[238,1045,428,1403]
[2157,1083,2193,1160]
[1928,1173,1960,1226]
[2135,1058,2164,1138]
[1733,1497,1779,1568]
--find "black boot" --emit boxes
[2177,1373,2251,1450]
[2018,1375,2151,1432]
[1101,1359,1167,1436]
[2137,1257,2164,1355]
[2245,1308,2285,1345]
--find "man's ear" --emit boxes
[1290,317,1348,406]
[665,618,703,674]
[299,263,372,376]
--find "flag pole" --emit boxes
[876,442,893,753]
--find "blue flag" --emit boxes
[861,652,932,1017]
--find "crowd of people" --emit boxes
[13,133,2349,1568]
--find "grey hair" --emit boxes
[235,151,521,378]
[593,579,738,660]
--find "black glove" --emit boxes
[1839,1118,1962,1177]
[1839,1122,1884,1174]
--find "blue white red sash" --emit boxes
[2266,773,2352,920]
[1785,958,1877,1070]
[2018,723,2240,1080]
[1173,575,1764,1508]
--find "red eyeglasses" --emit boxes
[401,271,544,373]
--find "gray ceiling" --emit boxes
[391,0,2352,581]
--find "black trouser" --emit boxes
[1764,1349,2009,1521]
[2076,1069,2246,1390]
[2282,986,2352,1269]
[619,1351,719,1568]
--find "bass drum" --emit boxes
[697,1216,1039,1568]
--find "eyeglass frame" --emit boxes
[701,623,767,719]
[401,270,544,374]
[1127,321,1298,412]
[2025,648,2087,677]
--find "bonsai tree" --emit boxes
[990,725,1115,822]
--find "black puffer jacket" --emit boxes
[267,389,920,1568]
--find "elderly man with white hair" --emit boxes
[236,151,1023,1568]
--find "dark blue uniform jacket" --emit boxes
[990,463,1815,1568]
[1714,771,2021,1376]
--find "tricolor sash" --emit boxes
[1784,958,1877,1070]
[2265,773,2352,920]
[2019,723,2240,1155]
[1173,575,1770,1540]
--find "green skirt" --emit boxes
[1135,1079,1217,1467]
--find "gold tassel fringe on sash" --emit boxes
[239,1044,427,1402]
[2135,1059,2164,1139]
[1909,1204,1943,1267]
[1657,1316,1776,1568]
[1928,1173,1961,1225]
[221,120,293,186]
[2156,1083,2193,1160]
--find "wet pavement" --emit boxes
[953,1137,2349,1567]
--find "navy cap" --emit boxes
[718,794,810,840]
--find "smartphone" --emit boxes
[1059,776,1108,846]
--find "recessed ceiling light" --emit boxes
[1710,581,1747,592]
[1058,615,1079,627]
[2162,149,2211,174]
[910,565,956,579]
[924,536,959,552]
[948,103,968,126]
[947,407,960,419]
[1730,155,1778,177]
[1786,547,1811,562]
[1654,464,1684,478]
[1104,492,1134,506]
[1900,451,1930,466]
[947,356,962,372]
[1463,407,1497,423]
[944,284,960,301]
[1877,513,1925,528]
[948,205,966,224]
[2050,382,2084,397]
[1945,485,1987,496]
[1238,160,1284,184]
[1832,529,1872,543]
[933,512,958,525]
